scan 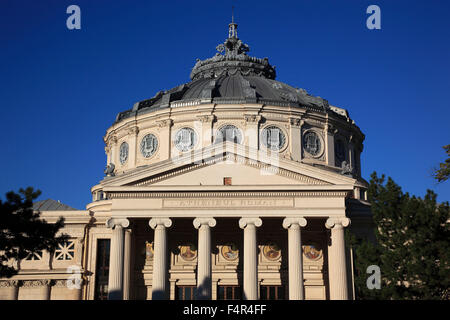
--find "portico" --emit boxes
[104,214,351,300]
[93,143,358,300]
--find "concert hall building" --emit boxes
[0,20,372,300]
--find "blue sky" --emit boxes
[0,0,449,209]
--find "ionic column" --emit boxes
[106,218,129,300]
[149,218,172,300]
[193,217,216,300]
[123,228,132,300]
[283,217,307,300]
[239,217,262,300]
[325,217,351,300]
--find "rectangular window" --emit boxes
[94,239,110,300]
[25,250,43,261]
[54,240,75,261]
[260,285,285,300]
[175,286,196,300]
[217,285,241,300]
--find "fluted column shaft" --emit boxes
[193,218,216,300]
[326,217,351,300]
[283,217,307,300]
[149,218,172,300]
[123,228,132,300]
[106,218,129,300]
[239,218,262,300]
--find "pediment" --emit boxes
[101,143,356,188]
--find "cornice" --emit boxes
[108,190,350,199]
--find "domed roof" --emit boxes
[115,20,332,123]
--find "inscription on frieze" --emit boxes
[163,198,294,209]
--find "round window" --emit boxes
[140,134,158,158]
[119,142,129,164]
[303,131,321,156]
[174,127,197,152]
[261,126,286,151]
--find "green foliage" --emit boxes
[433,145,450,182]
[0,187,69,278]
[352,173,450,299]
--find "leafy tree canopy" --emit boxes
[433,144,450,182]
[351,172,449,300]
[0,187,68,278]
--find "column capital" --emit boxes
[289,117,304,127]
[325,217,351,229]
[239,217,262,229]
[282,217,307,229]
[106,218,130,229]
[244,114,262,124]
[127,126,139,136]
[193,217,216,229]
[149,217,172,229]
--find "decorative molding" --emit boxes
[239,217,263,229]
[282,217,307,229]
[149,217,172,229]
[289,118,303,127]
[244,114,261,124]
[110,135,118,145]
[105,218,130,229]
[197,115,216,123]
[193,217,217,229]
[21,279,51,287]
[325,217,351,229]
[127,126,139,135]
[156,119,173,128]
[0,280,18,288]
[109,191,349,199]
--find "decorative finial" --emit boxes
[232,5,234,23]
[228,6,238,39]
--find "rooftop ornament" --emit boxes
[190,17,276,81]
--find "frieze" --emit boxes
[21,279,51,287]
[162,198,294,209]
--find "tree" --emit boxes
[352,172,450,299]
[0,187,68,278]
[433,144,450,182]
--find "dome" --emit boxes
[115,21,331,123]
[104,19,365,182]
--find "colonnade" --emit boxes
[106,216,351,300]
